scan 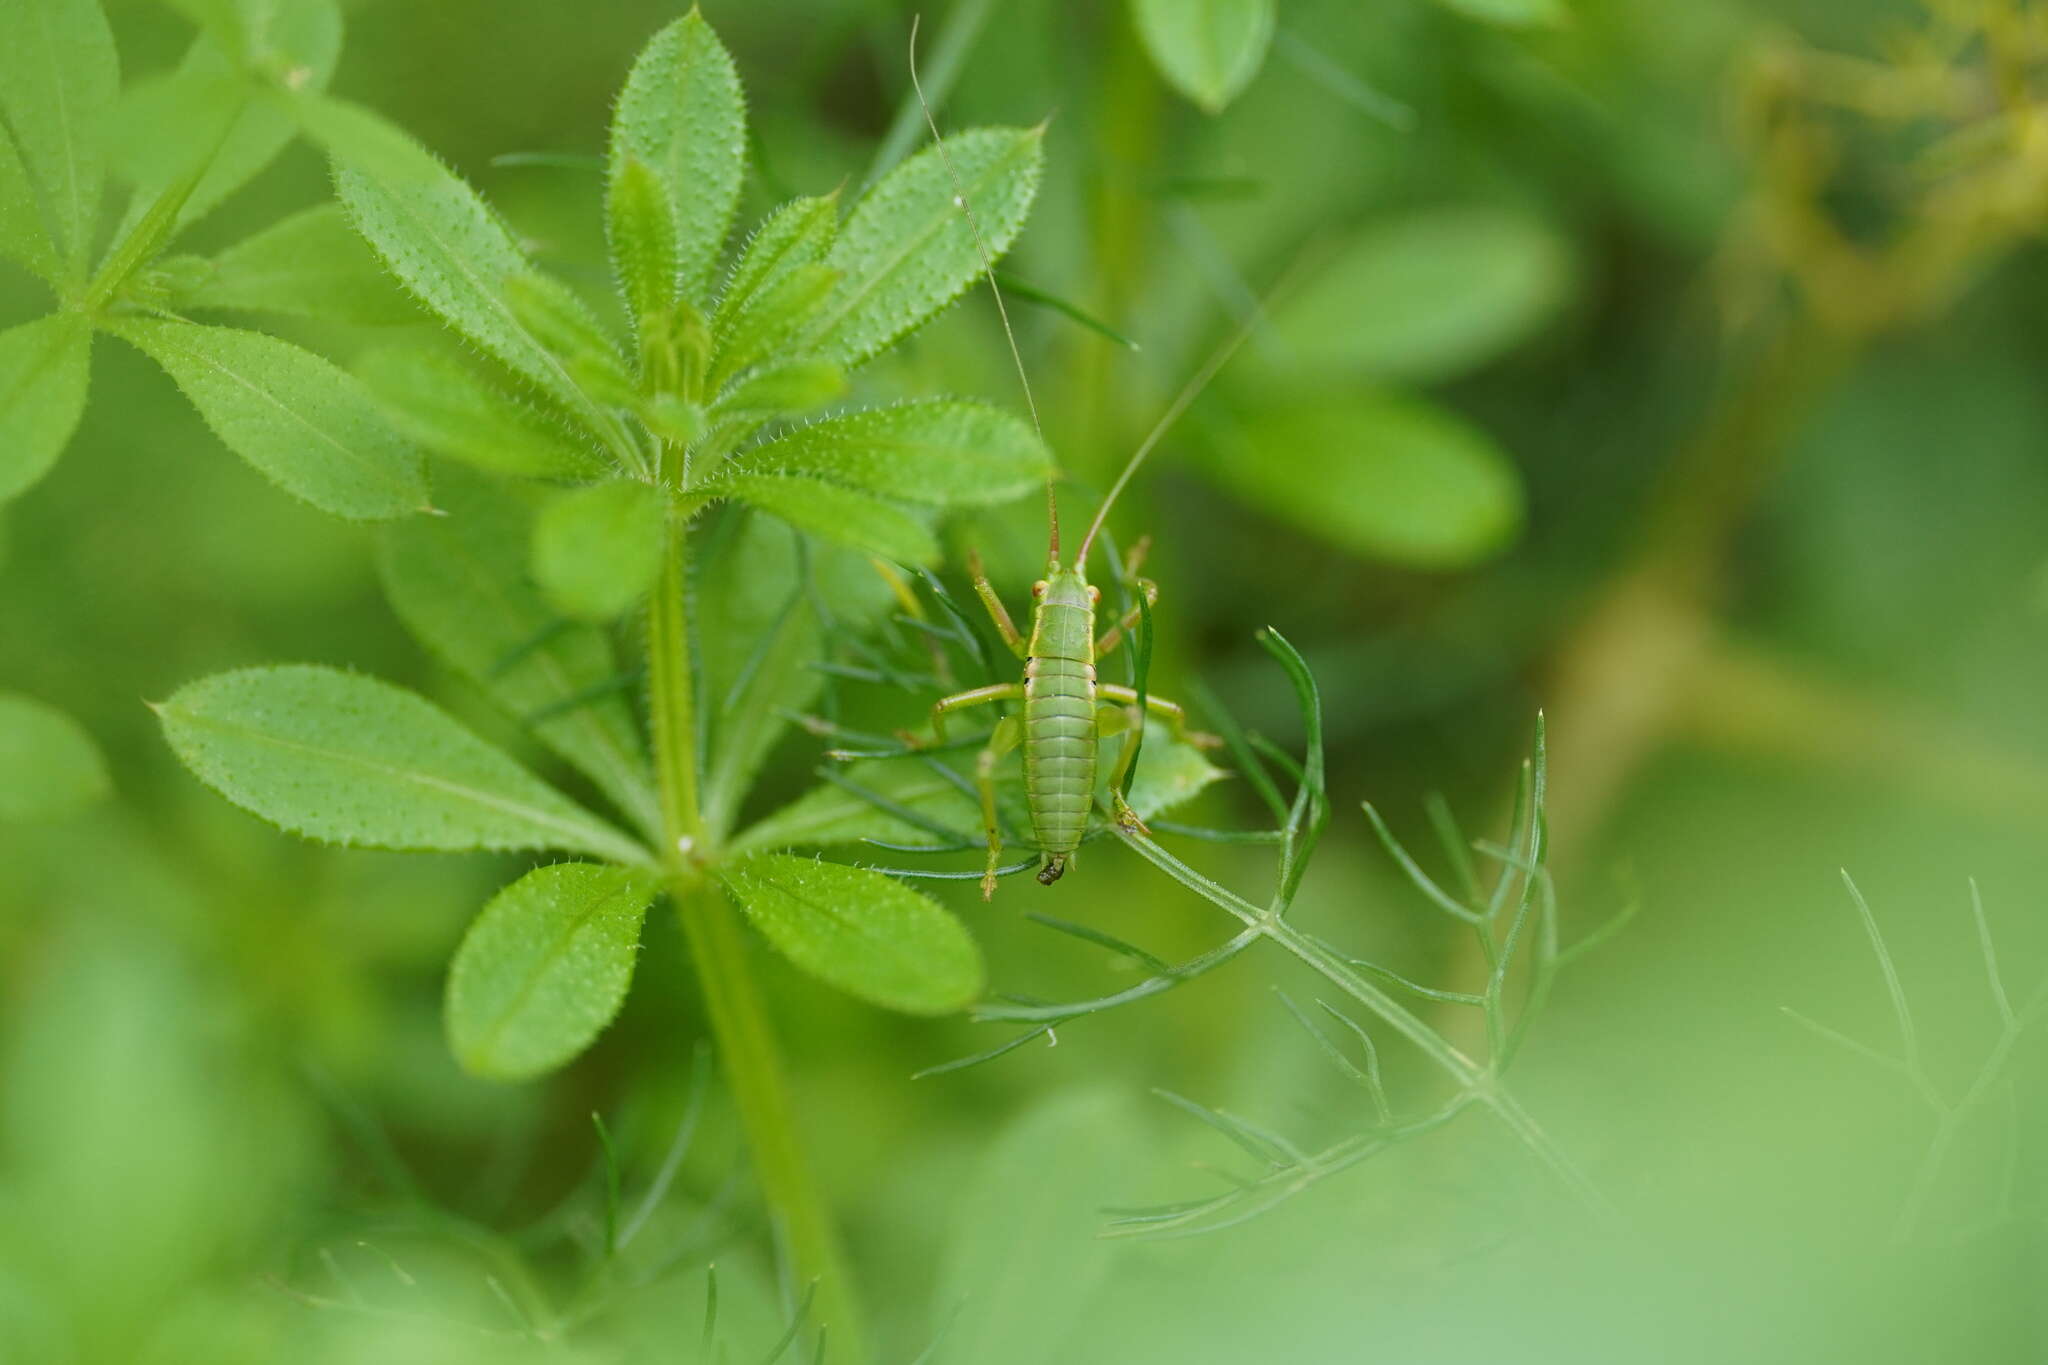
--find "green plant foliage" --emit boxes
[314,99,618,436]
[154,665,649,863]
[111,318,429,520]
[356,344,606,480]
[446,862,659,1080]
[712,193,839,338]
[717,854,985,1013]
[1202,393,1522,567]
[531,481,666,621]
[1130,0,1277,114]
[0,119,61,283]
[0,316,92,504]
[605,155,679,330]
[176,204,413,323]
[375,471,661,839]
[725,400,1051,506]
[1436,0,1567,27]
[733,722,1223,855]
[607,9,746,304]
[709,358,846,422]
[0,0,118,275]
[1269,207,1574,383]
[0,693,110,820]
[809,128,1044,367]
[716,473,939,565]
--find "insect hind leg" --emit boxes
[975,715,1023,901]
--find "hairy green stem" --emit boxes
[646,520,869,1362]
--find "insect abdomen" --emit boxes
[1023,652,1095,857]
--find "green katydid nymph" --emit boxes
[902,22,1281,900]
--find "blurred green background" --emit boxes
[4,0,2046,1360]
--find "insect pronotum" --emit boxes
[906,19,1275,899]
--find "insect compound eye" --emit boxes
[1087,585,1101,603]
[1031,580,1047,598]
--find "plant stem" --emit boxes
[646,520,869,1362]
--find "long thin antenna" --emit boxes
[1075,264,1297,564]
[908,14,1060,559]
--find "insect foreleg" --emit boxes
[1096,683,1221,749]
[975,714,1023,900]
[1094,578,1159,658]
[966,549,1028,659]
[928,681,1024,742]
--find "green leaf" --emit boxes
[1130,0,1276,114]
[155,664,650,863]
[500,270,632,395]
[697,510,892,836]
[609,10,746,304]
[708,261,840,391]
[0,119,62,283]
[719,474,936,565]
[712,193,838,337]
[1435,0,1567,27]
[180,203,415,323]
[112,317,429,520]
[733,722,1222,855]
[606,155,678,331]
[718,853,983,1013]
[727,400,1050,506]
[377,469,661,840]
[306,97,619,440]
[0,0,118,274]
[810,127,1043,368]
[356,343,607,481]
[0,315,92,506]
[710,358,845,422]
[531,481,666,621]
[446,862,658,1081]
[0,693,109,820]
[1200,393,1523,568]
[109,3,344,239]
[1270,207,1574,383]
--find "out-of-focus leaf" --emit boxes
[933,1090,1150,1365]
[732,723,1220,854]
[809,127,1042,368]
[112,317,428,520]
[609,10,745,303]
[446,862,657,1080]
[0,0,118,274]
[719,473,937,565]
[1271,207,1573,383]
[181,204,413,323]
[712,193,837,337]
[500,269,632,399]
[377,470,660,838]
[356,343,607,481]
[696,510,892,837]
[718,853,984,1013]
[155,664,649,863]
[305,97,616,438]
[0,120,61,283]
[726,400,1050,506]
[0,315,92,505]
[1201,393,1523,568]
[1130,0,1276,114]
[606,155,677,330]
[0,693,109,820]
[110,3,343,238]
[531,481,665,621]
[1435,0,1567,28]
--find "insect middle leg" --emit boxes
[1096,683,1221,749]
[1096,702,1150,834]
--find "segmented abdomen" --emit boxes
[1023,654,1095,856]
